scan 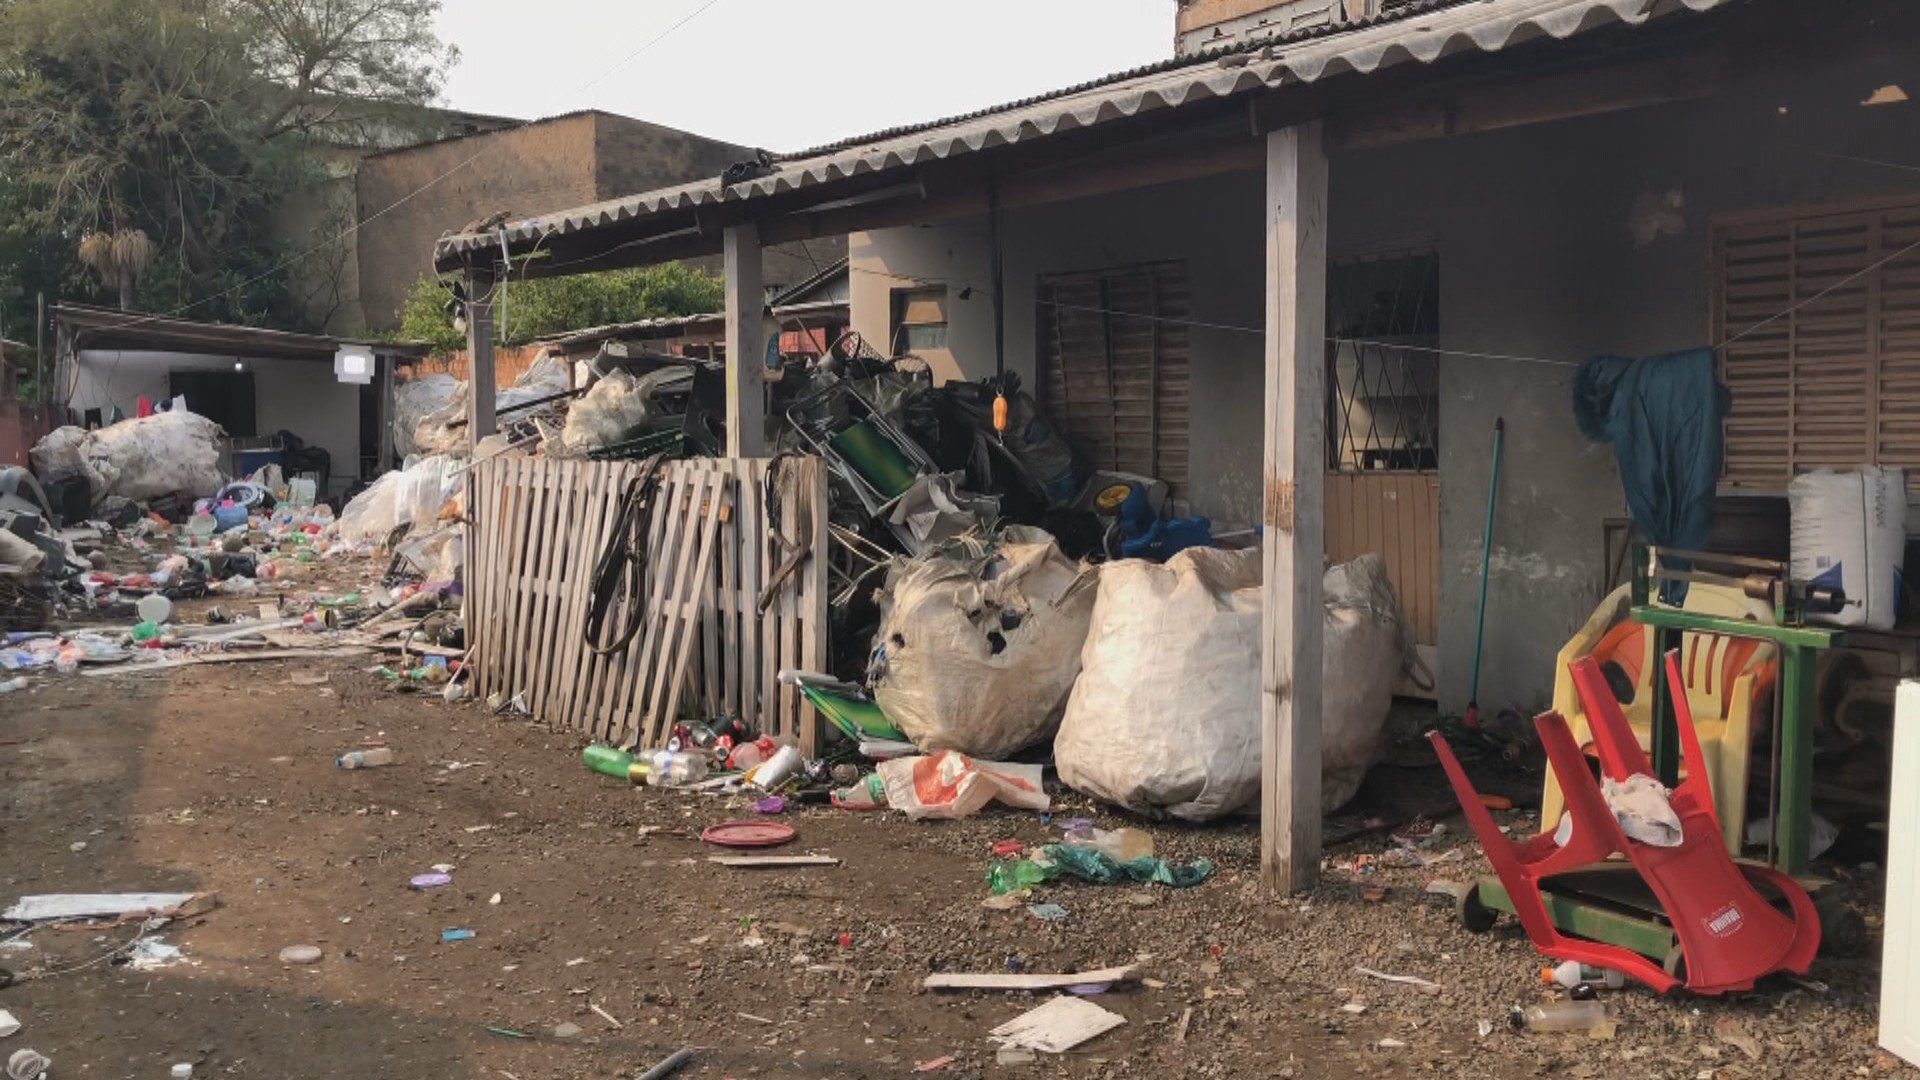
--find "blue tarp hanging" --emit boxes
[1573,348,1731,604]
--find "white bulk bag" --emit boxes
[1789,466,1907,629]
[1054,550,1408,822]
[869,528,1096,760]
[80,410,225,504]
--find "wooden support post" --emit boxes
[375,353,395,475]
[724,222,766,458]
[1260,121,1329,895]
[465,262,498,446]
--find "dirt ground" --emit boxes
[2,644,1916,1079]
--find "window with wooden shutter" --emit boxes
[1715,198,1920,487]
[1035,263,1190,494]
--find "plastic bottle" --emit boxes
[1517,1000,1609,1033]
[130,621,162,644]
[644,750,711,788]
[581,745,635,780]
[336,747,395,769]
[0,677,26,694]
[1542,961,1626,991]
[746,744,804,790]
[986,859,1057,895]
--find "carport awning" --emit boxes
[55,305,430,365]
[434,0,1732,271]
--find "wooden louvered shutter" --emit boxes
[1036,263,1190,494]
[1715,199,1920,487]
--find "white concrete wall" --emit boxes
[69,350,365,486]
[852,60,1920,714]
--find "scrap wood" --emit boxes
[1174,1007,1194,1043]
[82,647,369,677]
[588,1002,624,1029]
[706,855,840,868]
[4,891,218,923]
[923,965,1140,992]
[989,995,1126,1054]
[1354,966,1442,992]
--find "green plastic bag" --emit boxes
[1037,843,1214,888]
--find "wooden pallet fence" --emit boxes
[466,455,829,753]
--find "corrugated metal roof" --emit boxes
[437,0,1734,267]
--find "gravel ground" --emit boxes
[0,568,1914,1078]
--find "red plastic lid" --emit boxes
[701,820,796,849]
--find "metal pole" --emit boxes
[35,293,46,407]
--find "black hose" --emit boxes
[584,457,666,656]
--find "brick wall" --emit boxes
[0,400,57,470]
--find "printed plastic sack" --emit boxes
[869,528,1096,759]
[1789,466,1906,629]
[74,410,225,504]
[1054,550,1408,821]
[875,751,1050,820]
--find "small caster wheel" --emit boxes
[1457,884,1498,933]
[1816,894,1867,958]
[1663,944,1688,985]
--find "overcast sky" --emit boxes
[435,0,1174,152]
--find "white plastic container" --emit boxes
[1789,466,1908,629]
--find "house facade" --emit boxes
[847,1,1920,719]
[430,0,1918,886]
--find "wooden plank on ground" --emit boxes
[922,966,1140,991]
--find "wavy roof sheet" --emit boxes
[436,0,1731,267]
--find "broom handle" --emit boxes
[1467,418,1505,705]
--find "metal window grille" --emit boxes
[1326,247,1440,472]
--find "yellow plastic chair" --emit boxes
[1538,583,1777,854]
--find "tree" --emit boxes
[0,0,456,326]
[232,0,459,141]
[395,265,728,354]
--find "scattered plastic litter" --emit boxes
[128,938,187,970]
[1028,903,1070,922]
[278,945,322,965]
[441,928,475,942]
[6,1047,50,1080]
[989,995,1126,1054]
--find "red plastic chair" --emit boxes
[1566,652,1820,993]
[1429,650,1820,994]
[1429,712,1680,991]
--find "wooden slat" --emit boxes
[1717,196,1920,487]
[463,456,828,745]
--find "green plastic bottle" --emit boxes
[986,859,1056,895]
[130,621,161,643]
[581,744,635,780]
